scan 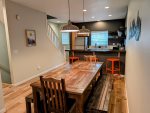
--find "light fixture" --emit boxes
[105,6,109,9]
[109,14,112,16]
[78,0,90,35]
[61,0,79,32]
[91,16,95,19]
[83,9,87,12]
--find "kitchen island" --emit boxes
[66,49,126,74]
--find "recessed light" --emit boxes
[105,6,109,9]
[108,15,112,17]
[91,16,95,19]
[83,9,87,12]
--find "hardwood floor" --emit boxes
[2,76,128,113]
[3,78,39,113]
[108,76,128,113]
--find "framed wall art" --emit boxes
[25,29,36,47]
[129,11,141,41]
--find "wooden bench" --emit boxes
[25,93,43,113]
[86,75,113,113]
[25,94,33,113]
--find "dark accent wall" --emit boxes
[73,19,126,46]
[73,19,125,32]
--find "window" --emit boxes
[62,33,70,45]
[91,31,108,46]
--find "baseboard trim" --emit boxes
[0,108,6,113]
[12,62,66,86]
[124,77,130,113]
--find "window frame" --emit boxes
[61,32,70,45]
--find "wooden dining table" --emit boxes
[30,61,103,113]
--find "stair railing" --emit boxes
[47,24,66,58]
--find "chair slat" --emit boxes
[49,81,55,109]
[40,76,72,113]
[53,81,59,109]
[45,81,52,112]
[58,83,63,110]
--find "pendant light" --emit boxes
[78,0,90,35]
[61,0,79,32]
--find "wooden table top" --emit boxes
[30,61,103,95]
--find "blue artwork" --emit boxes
[129,11,141,41]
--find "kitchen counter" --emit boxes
[65,48,126,74]
[65,48,126,53]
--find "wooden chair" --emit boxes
[40,76,76,113]
[69,51,79,63]
[84,55,99,62]
[89,55,99,62]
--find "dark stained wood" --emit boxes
[40,76,74,113]
[30,61,103,113]
[86,75,113,112]
[25,94,33,113]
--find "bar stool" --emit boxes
[106,58,120,75]
[69,51,79,63]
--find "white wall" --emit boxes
[0,0,11,83]
[0,0,5,112]
[6,1,65,84]
[126,0,150,113]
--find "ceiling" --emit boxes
[10,0,129,23]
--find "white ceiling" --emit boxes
[10,0,129,23]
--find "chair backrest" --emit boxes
[40,76,67,113]
[89,56,97,62]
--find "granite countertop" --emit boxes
[65,48,126,53]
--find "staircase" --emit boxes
[47,24,66,59]
[0,64,11,84]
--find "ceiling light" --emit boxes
[91,16,95,19]
[57,21,60,23]
[78,26,90,35]
[105,6,109,9]
[83,9,87,12]
[61,20,79,32]
[78,0,90,35]
[108,15,112,16]
[61,0,79,32]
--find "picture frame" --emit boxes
[25,29,36,47]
